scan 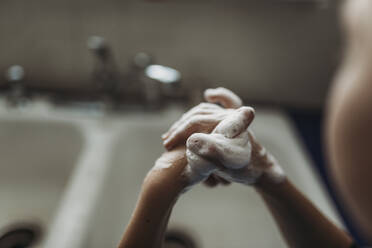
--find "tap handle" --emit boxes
[6,65,24,83]
[5,65,27,106]
[87,36,110,60]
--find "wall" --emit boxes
[0,0,342,108]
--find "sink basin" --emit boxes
[87,108,342,248]
[0,119,83,243]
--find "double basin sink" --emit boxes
[0,102,342,248]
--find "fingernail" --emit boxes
[161,133,168,139]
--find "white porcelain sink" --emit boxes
[86,107,343,248]
[0,118,83,243]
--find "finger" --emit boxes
[163,116,219,150]
[204,87,242,109]
[162,107,221,141]
[186,149,217,184]
[187,132,250,170]
[214,106,255,138]
[161,103,221,140]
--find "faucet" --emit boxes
[5,65,27,107]
[130,52,182,108]
[87,36,182,109]
[87,36,121,106]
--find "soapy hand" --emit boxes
[185,107,285,186]
[162,87,242,151]
[162,87,242,186]
[162,87,285,188]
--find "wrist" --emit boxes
[254,163,289,199]
[255,170,287,191]
[251,145,286,186]
[145,146,189,195]
[144,168,188,197]
[145,154,190,199]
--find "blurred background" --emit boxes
[0,0,350,248]
[0,0,341,107]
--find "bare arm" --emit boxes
[119,88,244,247]
[255,176,353,248]
[186,112,353,248]
[325,0,372,243]
[164,87,354,248]
[118,147,188,248]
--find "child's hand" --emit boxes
[186,107,285,186]
[162,87,242,150]
[162,87,244,187]
[161,87,285,189]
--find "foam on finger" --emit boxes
[184,149,217,188]
[214,107,255,138]
[184,109,286,187]
[204,87,243,109]
[162,103,223,141]
[187,131,251,170]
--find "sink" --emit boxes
[0,118,83,244]
[87,107,343,248]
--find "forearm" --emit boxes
[254,176,353,248]
[118,192,175,248]
[118,180,182,248]
[119,151,188,248]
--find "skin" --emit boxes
[325,0,372,243]
[255,177,352,248]
[185,106,285,186]
[162,87,242,150]
[121,0,372,246]
[163,87,244,186]
[119,88,353,248]
[119,89,241,247]
[118,146,188,248]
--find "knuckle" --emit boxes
[192,109,203,116]
[189,115,203,125]
[199,102,209,107]
[199,102,215,109]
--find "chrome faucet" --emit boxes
[5,65,27,107]
[87,36,182,109]
[87,36,121,105]
[130,52,182,108]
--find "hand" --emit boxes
[162,87,242,150]
[186,107,286,186]
[162,87,242,187]
[120,146,189,248]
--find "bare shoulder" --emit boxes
[342,0,372,39]
[325,1,372,242]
